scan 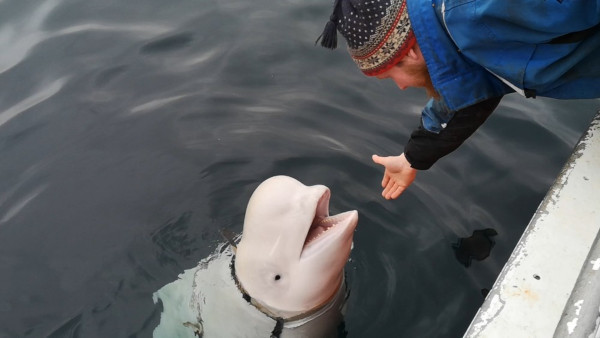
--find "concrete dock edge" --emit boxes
[464,111,600,338]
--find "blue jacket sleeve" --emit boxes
[420,98,455,134]
[404,96,503,170]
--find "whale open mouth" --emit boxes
[302,189,358,255]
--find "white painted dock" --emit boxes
[464,111,600,338]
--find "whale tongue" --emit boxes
[305,216,335,245]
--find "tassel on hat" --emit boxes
[315,0,342,49]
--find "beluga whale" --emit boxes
[153,175,359,338]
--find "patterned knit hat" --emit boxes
[317,0,416,76]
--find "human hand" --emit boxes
[371,153,417,200]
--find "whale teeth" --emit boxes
[317,215,341,227]
[305,216,341,245]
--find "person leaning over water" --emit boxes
[317,0,600,200]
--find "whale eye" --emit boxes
[274,275,281,281]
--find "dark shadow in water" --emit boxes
[140,32,194,54]
[452,229,498,268]
[337,320,348,338]
[93,65,129,87]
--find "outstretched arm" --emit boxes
[372,96,502,199]
[404,96,502,170]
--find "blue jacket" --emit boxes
[406,0,600,133]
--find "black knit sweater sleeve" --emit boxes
[404,96,503,170]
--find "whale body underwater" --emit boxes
[153,175,359,337]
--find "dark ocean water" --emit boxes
[0,0,598,337]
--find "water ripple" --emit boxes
[173,49,221,71]
[0,0,61,74]
[0,185,47,224]
[0,77,67,127]
[308,134,350,152]
[379,251,398,301]
[52,22,171,38]
[0,0,172,75]
[129,94,189,115]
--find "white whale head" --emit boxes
[234,175,358,318]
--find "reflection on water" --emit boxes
[0,0,598,336]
